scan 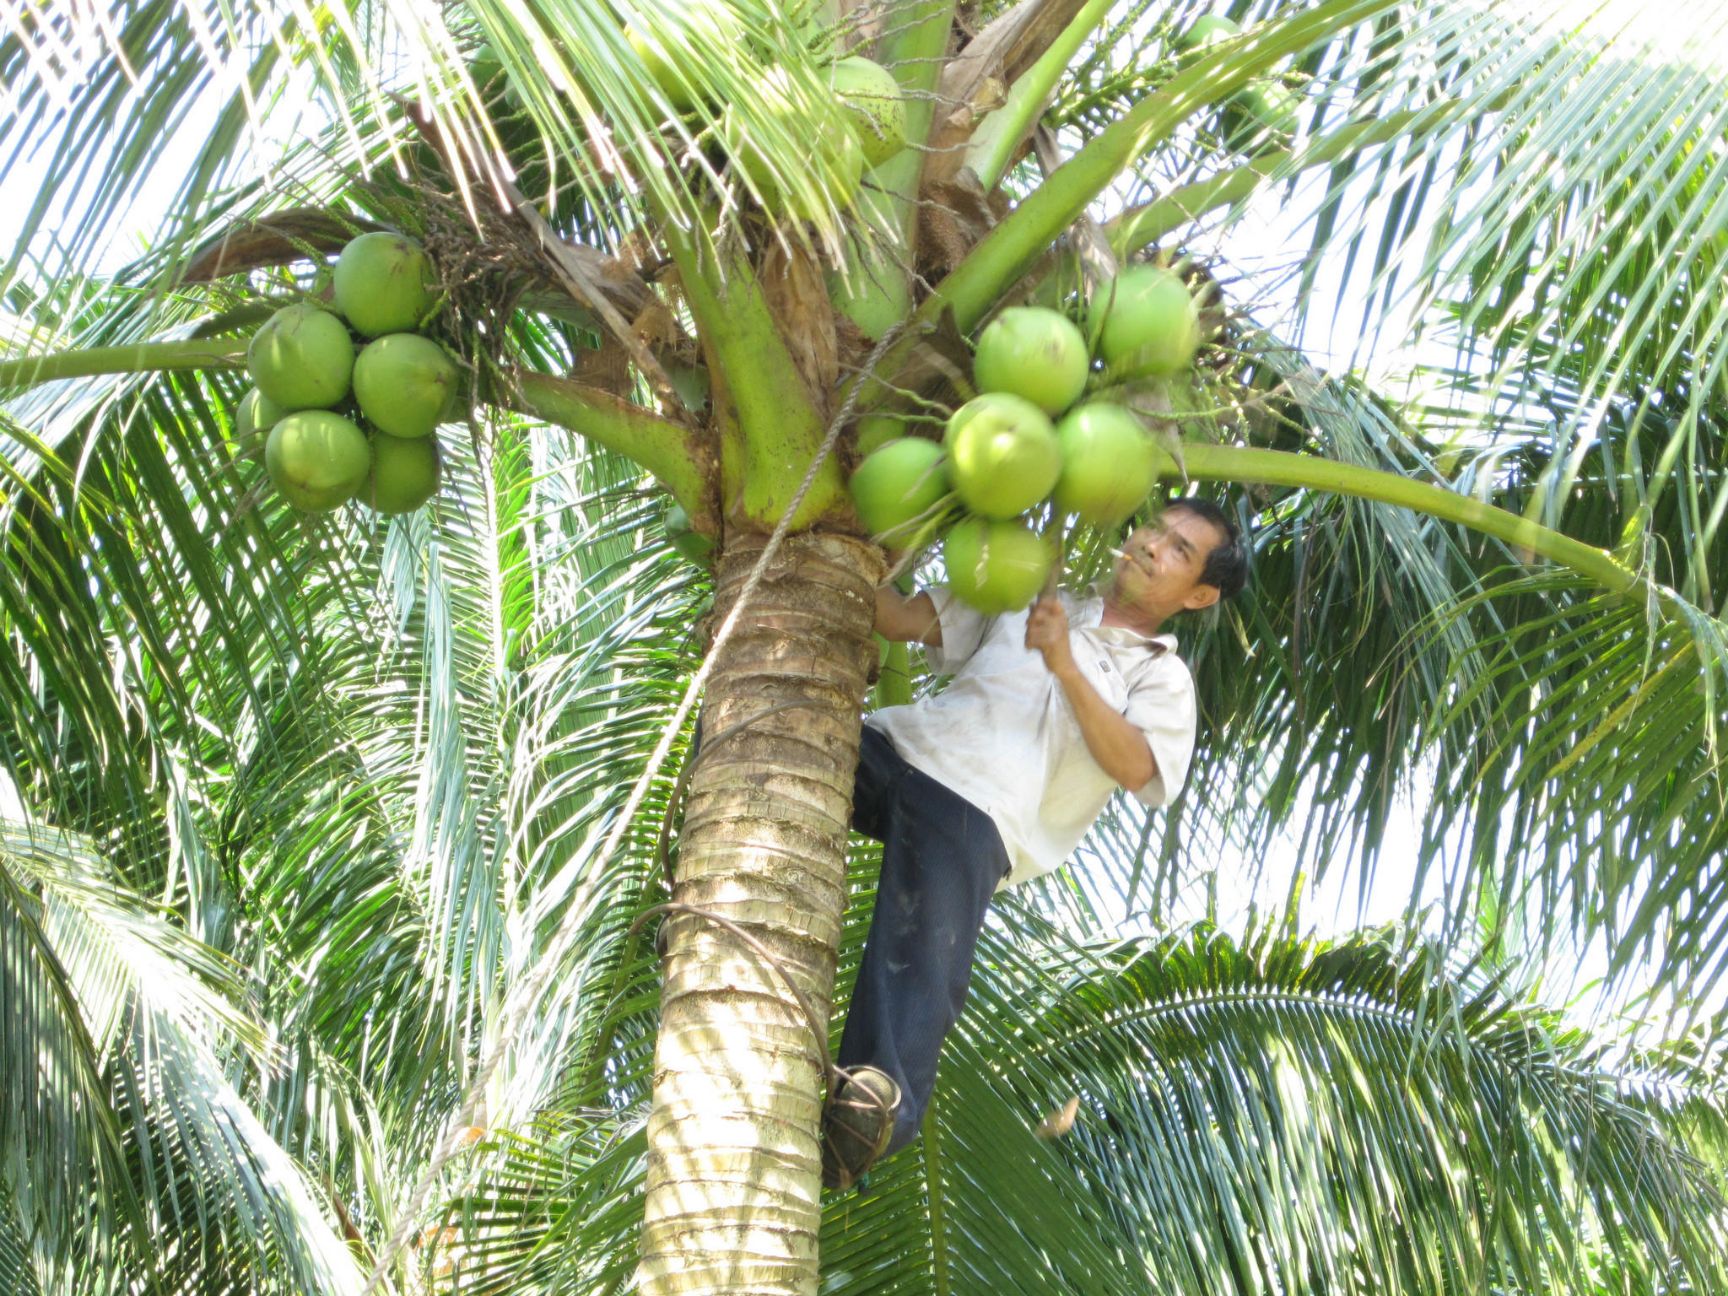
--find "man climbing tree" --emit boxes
[825,498,1248,1187]
[7,3,1728,1294]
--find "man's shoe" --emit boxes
[821,1066,901,1191]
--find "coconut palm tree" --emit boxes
[4,0,1728,1293]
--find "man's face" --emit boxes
[1112,508,1227,617]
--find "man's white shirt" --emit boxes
[865,587,1197,888]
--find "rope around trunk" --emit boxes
[625,901,836,1083]
[654,698,835,888]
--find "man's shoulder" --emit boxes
[1134,643,1195,694]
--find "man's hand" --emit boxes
[1024,596,1075,675]
[1029,595,1158,790]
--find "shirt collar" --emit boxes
[1074,593,1174,655]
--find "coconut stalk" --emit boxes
[0,341,710,518]
[0,338,248,385]
[1169,442,1644,598]
[1107,107,1449,257]
[1020,107,1450,306]
[872,636,914,708]
[936,0,1404,325]
[511,370,708,515]
[964,0,1113,191]
[660,218,847,528]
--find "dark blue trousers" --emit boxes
[840,726,1011,1156]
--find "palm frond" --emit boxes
[0,836,140,1285]
[1,250,713,1275]
[0,1174,44,1296]
[1223,3,1728,597]
[2,819,367,1295]
[819,1053,1149,1293]
[977,915,1728,1295]
[4,0,870,314]
[987,329,1728,999]
[428,899,1728,1296]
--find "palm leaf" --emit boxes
[980,914,1728,1295]
[1,243,712,1276]
[4,0,866,310]
[0,1174,43,1296]
[2,818,368,1294]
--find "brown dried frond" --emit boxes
[917,169,1010,279]
[181,208,383,282]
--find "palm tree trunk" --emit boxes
[639,530,883,1296]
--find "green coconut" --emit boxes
[829,56,907,168]
[333,232,437,337]
[1221,82,1299,155]
[856,411,913,457]
[943,518,1052,614]
[1175,13,1240,51]
[470,43,527,115]
[234,387,285,454]
[246,304,356,411]
[943,392,1061,520]
[850,437,950,546]
[662,499,715,564]
[973,307,1091,416]
[265,411,372,512]
[723,67,865,220]
[1051,403,1160,526]
[362,433,441,516]
[472,43,504,97]
[352,333,458,440]
[1092,266,1202,379]
[625,1,747,113]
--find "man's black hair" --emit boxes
[1159,495,1249,601]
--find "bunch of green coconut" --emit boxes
[237,230,455,516]
[623,0,908,220]
[1175,14,1301,157]
[849,263,1203,613]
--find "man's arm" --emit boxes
[876,586,943,646]
[1024,597,1157,790]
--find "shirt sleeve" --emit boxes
[1121,656,1198,808]
[923,585,991,674]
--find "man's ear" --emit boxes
[1182,583,1222,612]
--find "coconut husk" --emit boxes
[918,168,1010,279]
[759,240,840,409]
[570,337,634,399]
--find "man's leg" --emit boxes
[848,723,898,843]
[838,730,1010,1158]
[818,725,909,1188]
